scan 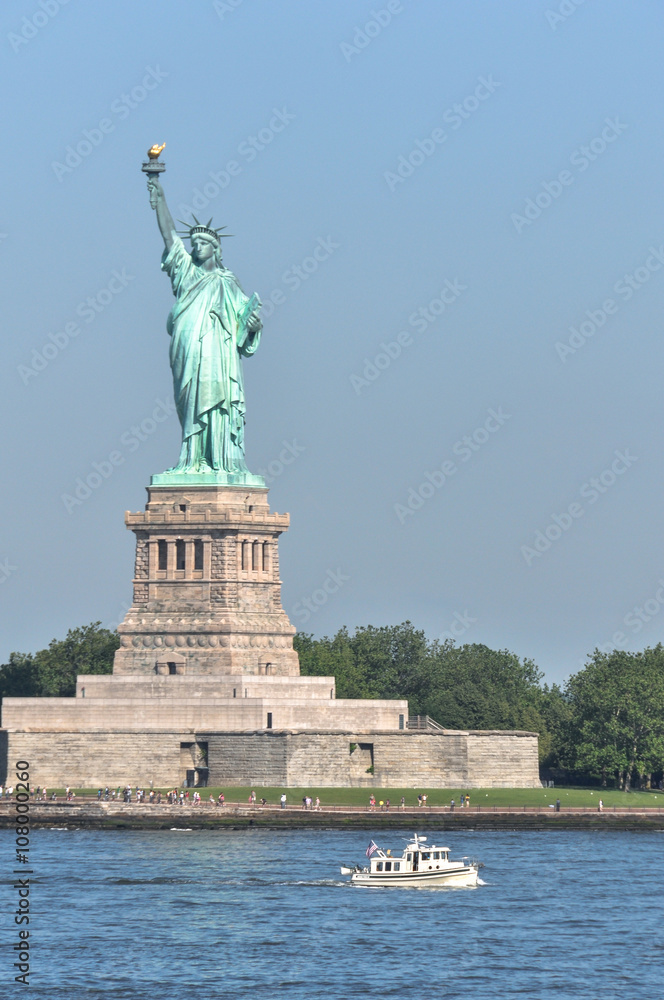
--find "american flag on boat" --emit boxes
[366,840,379,858]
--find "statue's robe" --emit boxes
[162,237,261,472]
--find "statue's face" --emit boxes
[191,235,217,263]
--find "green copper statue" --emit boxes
[144,152,263,480]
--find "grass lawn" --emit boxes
[42,786,664,808]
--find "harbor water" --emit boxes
[3,827,662,998]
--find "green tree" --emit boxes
[0,623,119,701]
[294,628,367,697]
[347,622,429,701]
[566,646,664,789]
[536,683,572,771]
[296,622,430,702]
[421,642,546,734]
[0,652,39,700]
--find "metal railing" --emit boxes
[406,715,446,731]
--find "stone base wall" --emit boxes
[74,674,337,701]
[207,733,288,787]
[467,732,542,787]
[1,729,540,789]
[4,732,185,788]
[371,732,470,786]
[1,696,407,733]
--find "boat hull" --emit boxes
[350,866,478,888]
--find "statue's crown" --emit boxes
[177,215,231,244]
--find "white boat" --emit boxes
[341,834,481,887]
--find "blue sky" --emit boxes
[2,0,664,684]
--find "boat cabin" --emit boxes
[371,837,452,874]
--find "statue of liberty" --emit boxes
[146,168,262,477]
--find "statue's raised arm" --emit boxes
[147,177,176,253]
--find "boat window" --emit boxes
[406,853,412,862]
[393,862,400,871]
[384,862,392,871]
[433,852,440,860]
[421,852,430,861]
[376,862,383,871]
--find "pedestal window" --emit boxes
[194,539,204,571]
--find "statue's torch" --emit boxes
[142,144,166,207]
